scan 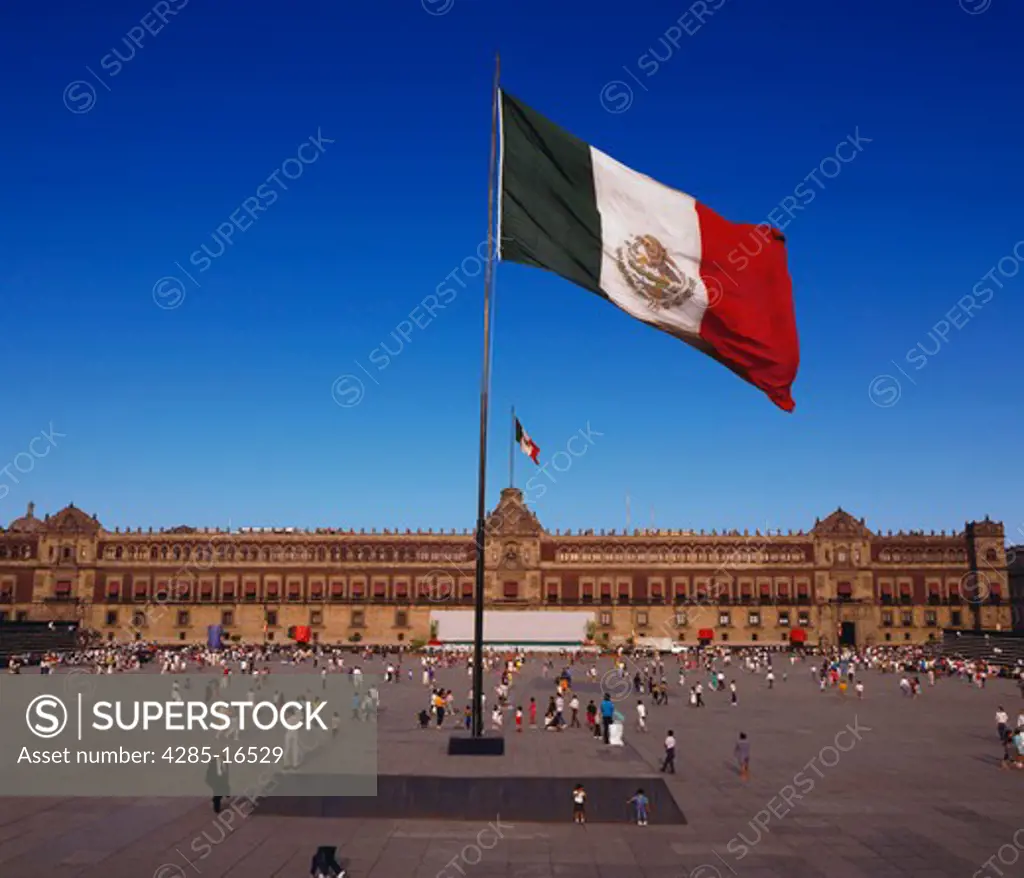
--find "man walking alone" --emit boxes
[660,729,676,774]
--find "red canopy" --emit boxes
[698,628,714,640]
[789,628,807,643]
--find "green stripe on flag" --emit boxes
[499,91,603,297]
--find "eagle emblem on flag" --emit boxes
[616,234,697,311]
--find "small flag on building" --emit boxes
[498,91,800,411]
[515,418,540,464]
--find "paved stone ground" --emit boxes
[1,656,1022,877]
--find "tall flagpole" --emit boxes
[470,51,501,739]
[509,405,516,489]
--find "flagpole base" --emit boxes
[447,735,506,756]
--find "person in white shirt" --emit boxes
[660,730,676,773]
[996,707,1009,742]
[636,700,647,732]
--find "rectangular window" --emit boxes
[310,609,323,626]
[748,612,761,626]
[718,611,731,627]
[599,611,612,626]
[330,582,344,599]
[176,610,190,627]
[901,611,913,627]
[394,582,408,599]
[288,582,302,600]
[636,612,648,627]
[461,581,473,600]
[798,612,810,627]
[395,610,409,628]
[266,583,280,599]
[882,611,893,627]
[503,581,519,599]
[351,581,365,599]
[582,582,594,603]
[778,611,790,627]
[266,610,278,627]
[924,611,937,627]
[546,582,559,603]
[674,582,687,603]
[951,610,962,626]
[373,581,387,599]
[310,581,324,599]
[221,610,234,627]
[222,582,236,600]
[351,610,365,628]
[674,611,687,627]
[650,582,663,602]
[105,610,117,626]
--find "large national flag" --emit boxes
[498,91,800,411]
[515,418,540,464]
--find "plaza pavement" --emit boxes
[0,656,1021,877]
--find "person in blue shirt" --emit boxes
[627,788,650,825]
[600,694,615,744]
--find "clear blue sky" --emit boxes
[1,0,1022,539]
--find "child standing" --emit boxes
[515,705,523,733]
[572,784,586,824]
[627,787,650,825]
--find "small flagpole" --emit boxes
[469,51,501,740]
[509,405,516,489]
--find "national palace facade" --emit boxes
[0,490,1013,647]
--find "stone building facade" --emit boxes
[0,492,1012,647]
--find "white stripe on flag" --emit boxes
[590,146,709,339]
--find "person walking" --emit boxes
[996,706,1009,743]
[659,729,676,774]
[636,699,647,733]
[734,732,750,781]
[569,694,580,728]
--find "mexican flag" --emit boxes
[515,418,540,464]
[498,91,800,411]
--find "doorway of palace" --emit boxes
[840,621,857,646]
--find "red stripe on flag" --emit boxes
[695,203,800,412]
